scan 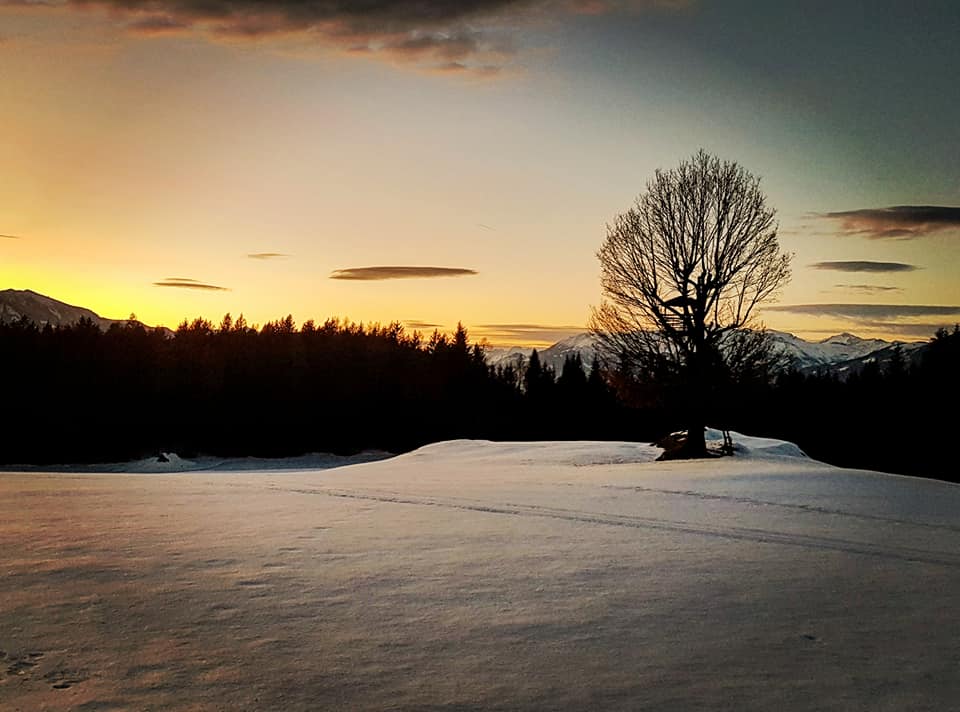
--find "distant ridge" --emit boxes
[0,288,161,332]
[0,289,112,328]
[487,330,928,378]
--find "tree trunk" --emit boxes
[685,321,709,458]
[685,420,707,458]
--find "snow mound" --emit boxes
[125,452,198,473]
[705,428,808,459]
[398,433,806,468]
[401,439,662,467]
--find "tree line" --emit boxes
[1,314,956,482]
[0,315,631,466]
[746,326,960,481]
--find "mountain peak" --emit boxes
[821,332,871,345]
[0,289,112,329]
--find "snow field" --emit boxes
[1,433,958,710]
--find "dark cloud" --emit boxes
[66,0,525,29]
[127,14,189,33]
[37,0,675,73]
[821,206,960,239]
[330,266,477,280]
[766,304,960,320]
[0,233,22,239]
[154,277,229,291]
[833,285,903,295]
[58,0,526,71]
[810,261,919,273]
[247,252,289,260]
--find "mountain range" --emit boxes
[0,288,929,376]
[487,330,927,377]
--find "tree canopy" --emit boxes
[591,150,791,456]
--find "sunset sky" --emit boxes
[2,0,959,346]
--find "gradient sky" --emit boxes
[2,0,959,346]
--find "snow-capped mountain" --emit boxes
[486,330,927,377]
[485,333,598,373]
[485,335,593,373]
[0,288,160,332]
[767,331,925,373]
[0,288,114,329]
[766,330,921,370]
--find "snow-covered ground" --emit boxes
[2,433,958,710]
[10,450,394,474]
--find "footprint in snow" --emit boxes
[44,667,88,690]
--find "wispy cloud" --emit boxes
[474,323,585,344]
[832,285,903,295]
[154,277,229,291]
[859,322,958,338]
[799,323,950,340]
[0,1,59,7]
[0,233,22,239]
[766,303,960,340]
[821,206,960,239]
[810,260,919,273]
[403,320,441,330]
[330,266,478,280]
[247,252,289,260]
[766,304,960,320]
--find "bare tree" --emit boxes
[590,151,791,457]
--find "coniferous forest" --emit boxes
[1,315,957,483]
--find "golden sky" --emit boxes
[2,1,959,346]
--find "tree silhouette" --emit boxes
[558,353,587,392]
[590,150,791,457]
[523,349,554,401]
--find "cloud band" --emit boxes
[822,205,960,239]
[154,278,229,291]
[810,261,918,273]
[330,266,477,280]
[766,303,960,320]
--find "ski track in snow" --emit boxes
[263,484,960,569]
[600,484,960,534]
